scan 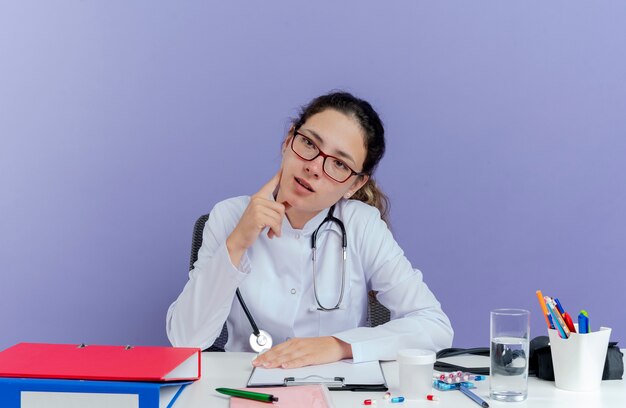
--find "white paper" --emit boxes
[22,392,138,408]
[164,353,199,379]
[21,384,184,408]
[247,359,385,387]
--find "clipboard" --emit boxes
[246,360,388,391]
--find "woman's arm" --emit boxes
[334,268,454,362]
[166,199,250,349]
[251,336,352,369]
[253,203,453,368]
[332,205,454,362]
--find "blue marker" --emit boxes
[554,298,566,315]
[578,310,589,334]
[391,396,405,403]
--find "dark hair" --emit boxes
[292,91,390,223]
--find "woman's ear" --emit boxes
[345,175,369,198]
[282,126,296,153]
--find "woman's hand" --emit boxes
[226,169,290,266]
[251,336,353,369]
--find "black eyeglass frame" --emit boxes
[291,131,366,183]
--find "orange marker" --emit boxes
[535,290,552,329]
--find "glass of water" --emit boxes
[490,308,530,402]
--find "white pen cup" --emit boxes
[397,349,436,399]
[548,325,611,391]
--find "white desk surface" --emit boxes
[175,352,626,408]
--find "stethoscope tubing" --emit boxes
[237,288,272,352]
[311,205,347,311]
[236,288,260,337]
[236,205,347,351]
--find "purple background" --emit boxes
[1,1,625,350]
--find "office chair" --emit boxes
[189,214,228,351]
[189,213,391,351]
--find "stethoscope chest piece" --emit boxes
[249,329,273,353]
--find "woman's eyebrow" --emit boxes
[300,128,357,165]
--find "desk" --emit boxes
[176,352,625,408]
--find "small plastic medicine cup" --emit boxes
[397,349,436,399]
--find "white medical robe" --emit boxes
[166,196,453,362]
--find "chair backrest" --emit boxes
[189,213,391,351]
[189,214,210,270]
[367,291,391,327]
[190,214,228,351]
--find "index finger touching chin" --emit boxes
[255,168,283,198]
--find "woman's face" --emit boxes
[277,109,369,220]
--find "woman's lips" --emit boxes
[295,177,315,192]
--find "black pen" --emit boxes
[459,384,489,408]
[216,388,278,403]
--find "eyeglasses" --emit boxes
[291,131,364,183]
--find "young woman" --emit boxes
[166,92,453,368]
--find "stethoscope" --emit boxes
[237,205,347,352]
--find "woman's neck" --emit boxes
[285,207,320,230]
